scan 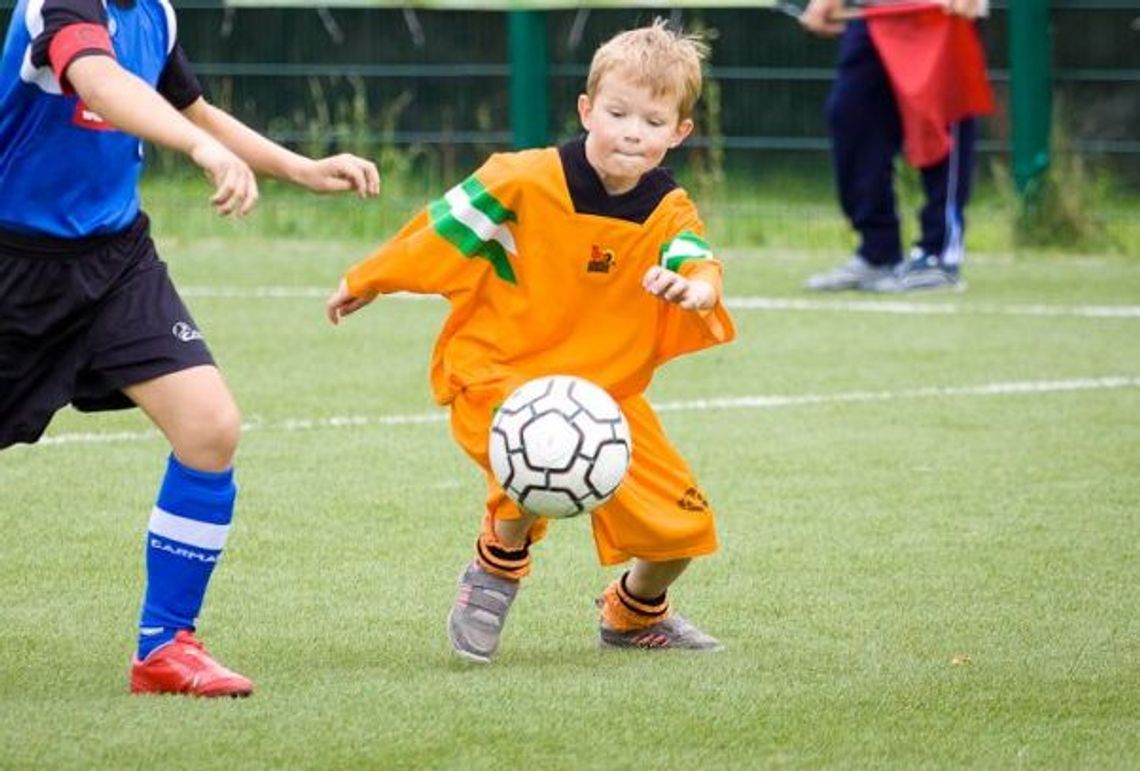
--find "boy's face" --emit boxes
[578,72,694,196]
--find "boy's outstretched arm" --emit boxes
[182,100,379,198]
[325,278,377,326]
[65,55,259,217]
[642,265,717,311]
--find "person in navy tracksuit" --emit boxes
[0,0,379,697]
[800,0,987,292]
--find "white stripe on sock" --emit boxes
[148,506,230,551]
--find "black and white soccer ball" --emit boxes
[489,375,632,519]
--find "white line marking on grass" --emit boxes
[180,286,1140,319]
[182,286,330,299]
[652,376,1140,414]
[182,286,404,300]
[32,409,450,446]
[723,297,1140,319]
[27,376,1140,448]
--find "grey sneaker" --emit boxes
[447,561,519,664]
[867,250,965,293]
[599,614,723,652]
[805,256,897,292]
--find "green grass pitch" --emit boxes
[1,228,1137,770]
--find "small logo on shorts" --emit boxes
[172,322,203,342]
[677,486,709,513]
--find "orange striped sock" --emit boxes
[474,530,531,581]
[599,572,670,632]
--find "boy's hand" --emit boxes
[326,278,377,325]
[297,155,381,198]
[940,0,988,18]
[190,140,259,217]
[800,0,846,36]
[642,266,717,311]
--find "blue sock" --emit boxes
[138,454,236,660]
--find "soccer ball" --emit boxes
[489,375,632,519]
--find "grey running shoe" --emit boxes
[447,561,519,664]
[599,615,723,652]
[805,256,897,292]
[868,250,965,293]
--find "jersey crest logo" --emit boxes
[72,102,115,131]
[587,245,616,274]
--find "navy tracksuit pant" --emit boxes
[827,20,977,268]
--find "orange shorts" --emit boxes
[449,385,718,566]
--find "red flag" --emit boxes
[865,4,995,168]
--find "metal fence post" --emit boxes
[508,10,549,149]
[1009,1,1052,195]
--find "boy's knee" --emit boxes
[176,401,242,470]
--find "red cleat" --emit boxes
[130,630,253,698]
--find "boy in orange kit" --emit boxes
[327,20,734,662]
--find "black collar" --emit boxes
[557,136,678,225]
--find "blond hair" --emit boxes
[585,19,708,122]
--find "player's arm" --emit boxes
[326,277,377,325]
[649,256,733,364]
[800,0,846,36]
[642,265,717,311]
[325,207,449,325]
[63,54,258,217]
[182,99,379,198]
[328,153,525,326]
[642,223,722,311]
[941,0,989,18]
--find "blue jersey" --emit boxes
[0,0,201,238]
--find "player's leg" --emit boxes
[917,118,978,262]
[625,557,690,600]
[126,364,240,471]
[75,229,252,696]
[807,20,905,291]
[123,366,252,696]
[446,493,542,664]
[593,397,721,651]
[597,562,723,652]
[0,238,112,449]
[444,388,548,663]
[4,218,251,695]
[895,118,978,291]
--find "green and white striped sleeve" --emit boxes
[658,230,713,273]
[428,175,519,284]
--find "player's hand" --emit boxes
[800,0,846,36]
[940,0,988,18]
[642,266,717,311]
[296,154,381,198]
[190,140,259,217]
[325,278,377,325]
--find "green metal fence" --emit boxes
[2,2,1138,190]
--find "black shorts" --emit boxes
[0,214,215,449]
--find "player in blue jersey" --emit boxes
[0,0,379,697]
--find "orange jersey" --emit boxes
[345,139,735,405]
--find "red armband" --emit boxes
[49,23,114,95]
